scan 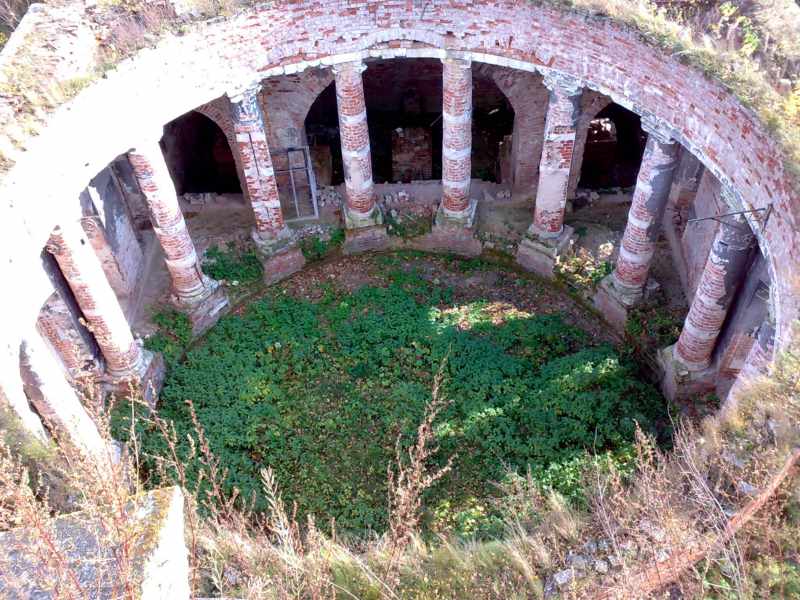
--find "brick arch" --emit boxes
[2,0,798,367]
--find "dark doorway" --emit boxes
[161,111,242,195]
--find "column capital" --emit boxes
[541,70,582,96]
[441,55,472,69]
[332,59,367,75]
[227,81,262,106]
[641,115,677,145]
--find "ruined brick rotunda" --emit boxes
[0,0,797,482]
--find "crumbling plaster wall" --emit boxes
[0,0,798,421]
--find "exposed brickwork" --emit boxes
[46,221,144,379]
[36,293,97,378]
[613,125,679,291]
[392,127,433,181]
[229,86,287,236]
[569,91,613,199]
[478,64,548,198]
[675,211,756,370]
[684,170,723,301]
[531,73,582,236]
[260,70,334,150]
[441,58,473,214]
[3,0,800,401]
[334,60,376,216]
[128,142,209,302]
[195,97,247,198]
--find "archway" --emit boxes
[161,110,242,195]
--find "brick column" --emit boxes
[593,118,679,331]
[229,86,288,238]
[437,57,477,227]
[516,72,582,277]
[128,141,229,336]
[659,206,756,401]
[530,72,582,237]
[333,60,380,228]
[46,220,162,397]
[229,85,306,281]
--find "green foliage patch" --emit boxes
[202,241,263,283]
[299,228,345,262]
[120,260,667,536]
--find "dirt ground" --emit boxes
[270,252,621,347]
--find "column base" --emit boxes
[657,344,716,403]
[515,225,574,279]
[592,274,659,334]
[343,224,389,255]
[106,349,166,408]
[172,277,230,338]
[263,246,306,285]
[252,227,306,284]
[344,203,384,230]
[435,197,479,229]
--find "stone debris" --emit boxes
[316,186,343,208]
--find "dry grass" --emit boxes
[0,327,797,598]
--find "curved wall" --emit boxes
[0,1,797,398]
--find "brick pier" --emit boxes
[128,141,229,337]
[659,208,756,401]
[593,117,680,331]
[229,85,305,281]
[516,72,583,277]
[46,220,163,400]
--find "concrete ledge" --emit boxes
[344,203,384,230]
[592,274,658,334]
[435,197,478,229]
[657,344,717,402]
[263,246,306,285]
[344,224,389,254]
[173,277,229,338]
[515,225,574,279]
[0,487,190,600]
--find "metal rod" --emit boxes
[287,151,300,218]
[687,206,768,224]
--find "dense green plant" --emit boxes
[143,308,192,369]
[299,228,344,262]
[385,210,432,239]
[202,241,263,283]
[119,261,667,536]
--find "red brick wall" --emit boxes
[5,0,799,367]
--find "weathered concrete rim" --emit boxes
[0,0,796,362]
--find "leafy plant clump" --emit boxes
[119,262,668,537]
[299,228,344,262]
[202,241,263,284]
[143,308,192,369]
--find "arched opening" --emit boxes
[578,103,645,191]
[160,111,242,195]
[303,58,515,186]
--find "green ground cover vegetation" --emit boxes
[118,255,669,537]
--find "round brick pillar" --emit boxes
[441,57,473,215]
[612,120,679,292]
[128,141,211,304]
[531,72,582,238]
[229,85,287,238]
[333,60,376,221]
[675,211,756,370]
[47,220,144,379]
